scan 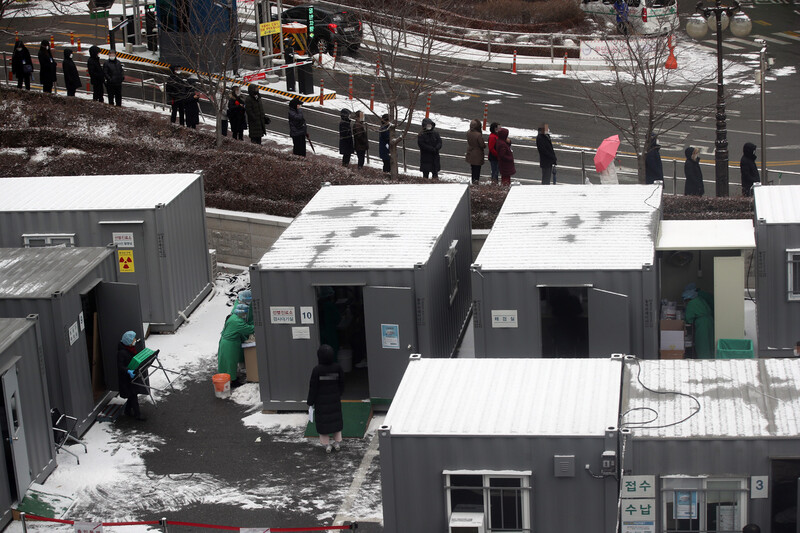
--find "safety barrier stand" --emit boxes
[512,49,517,74]
[348,74,353,100]
[70,32,75,45]
[425,93,431,118]
[369,83,375,111]
[319,78,324,105]
[333,42,338,68]
[562,52,568,74]
[77,38,82,52]
[50,35,55,49]
[375,58,380,77]
[483,102,488,130]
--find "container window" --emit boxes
[446,240,459,305]
[788,249,800,301]
[445,472,530,532]
[22,234,75,247]
[662,477,746,533]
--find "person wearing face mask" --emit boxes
[184,87,201,129]
[536,123,557,185]
[740,142,760,197]
[87,45,105,102]
[103,50,125,106]
[62,49,81,97]
[227,86,247,140]
[684,146,704,196]
[38,40,57,93]
[418,117,442,179]
[166,65,189,126]
[12,41,33,90]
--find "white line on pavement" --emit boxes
[334,431,381,526]
[751,34,793,45]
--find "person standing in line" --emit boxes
[740,142,760,196]
[379,114,391,173]
[496,127,516,186]
[87,45,105,102]
[38,40,57,93]
[184,89,201,129]
[245,84,270,144]
[353,111,369,169]
[12,41,33,91]
[645,134,663,184]
[166,65,188,126]
[103,50,124,106]
[307,344,344,454]
[466,119,486,185]
[536,124,557,185]
[62,49,81,97]
[684,146,704,196]
[117,330,147,421]
[338,109,354,166]
[227,86,247,141]
[418,117,442,179]
[487,122,500,185]
[218,304,254,388]
[283,38,296,92]
[288,97,307,157]
[218,88,228,137]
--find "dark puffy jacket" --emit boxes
[288,100,307,137]
[184,93,200,128]
[166,72,190,102]
[245,85,269,138]
[536,131,557,167]
[338,109,354,155]
[353,116,368,152]
[645,136,663,184]
[87,45,104,84]
[103,58,124,85]
[307,345,344,435]
[11,43,32,77]
[228,92,247,130]
[417,118,442,174]
[117,342,147,399]
[740,142,760,197]
[496,128,516,177]
[684,146,704,196]
[38,45,57,84]
[379,122,390,161]
[62,49,82,91]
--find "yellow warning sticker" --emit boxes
[118,250,135,273]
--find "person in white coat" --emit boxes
[599,160,619,184]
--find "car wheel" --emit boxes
[315,36,332,54]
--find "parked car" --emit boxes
[281,4,362,53]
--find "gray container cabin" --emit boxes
[0,247,144,435]
[471,184,661,358]
[620,357,800,532]
[754,184,800,357]
[251,184,473,409]
[0,173,212,333]
[379,356,623,533]
[0,317,57,528]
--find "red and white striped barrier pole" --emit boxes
[15,31,18,42]
[319,78,324,105]
[86,82,91,92]
[376,58,380,77]
[483,103,488,131]
[425,93,431,118]
[562,52,568,75]
[348,74,353,100]
[333,42,338,68]
[50,35,55,49]
[318,48,322,65]
[369,84,375,111]
[70,32,74,45]
[77,38,81,52]
[512,49,517,74]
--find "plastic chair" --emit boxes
[50,408,87,464]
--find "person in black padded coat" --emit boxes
[307,344,344,454]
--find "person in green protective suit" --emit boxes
[229,289,254,325]
[683,286,714,358]
[218,304,254,386]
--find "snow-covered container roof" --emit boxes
[0,174,200,211]
[475,184,661,271]
[0,247,113,298]
[258,184,468,270]
[754,184,800,224]
[656,220,755,250]
[384,358,622,436]
[621,359,800,439]
[0,318,32,355]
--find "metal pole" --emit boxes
[759,41,767,184]
[487,30,491,59]
[3,52,8,87]
[581,150,586,183]
[20,512,28,533]
[160,517,169,533]
[713,0,729,197]
[673,159,677,195]
[551,34,554,63]
[141,78,145,103]
[255,0,265,69]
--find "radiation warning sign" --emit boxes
[118,250,135,273]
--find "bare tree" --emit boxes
[574,32,719,182]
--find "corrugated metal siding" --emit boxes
[384,358,622,436]
[257,184,470,270]
[0,174,198,211]
[621,359,800,438]
[0,248,115,298]
[754,184,800,224]
[476,184,661,270]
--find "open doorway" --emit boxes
[0,395,17,503]
[771,459,800,533]
[315,286,369,400]
[81,288,107,403]
[540,287,589,357]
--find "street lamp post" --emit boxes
[754,39,773,185]
[685,1,751,197]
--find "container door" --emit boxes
[588,288,630,356]
[99,222,151,322]
[96,282,144,393]
[363,286,416,401]
[2,367,32,498]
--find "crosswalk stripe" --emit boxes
[752,34,792,45]
[704,39,744,50]
[778,31,800,42]
[753,20,771,26]
[727,37,760,46]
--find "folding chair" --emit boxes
[50,408,88,464]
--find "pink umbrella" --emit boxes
[594,135,620,173]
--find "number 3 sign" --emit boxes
[750,476,768,498]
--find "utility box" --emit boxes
[0,247,144,436]
[0,317,57,528]
[251,184,473,409]
[0,173,213,332]
[472,184,661,358]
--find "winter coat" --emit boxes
[217,314,255,380]
[103,58,124,86]
[536,131,557,167]
[599,161,619,184]
[227,93,247,131]
[87,45,104,84]
[466,120,485,166]
[645,138,663,184]
[11,43,32,77]
[166,72,190,103]
[417,118,442,174]
[62,49,81,92]
[740,142,760,197]
[496,128,516,177]
[307,347,344,435]
[288,104,307,138]
[353,116,368,152]
[488,131,499,162]
[245,85,269,138]
[117,341,147,399]
[184,94,200,128]
[338,110,354,155]
[38,46,57,84]
[378,122,390,161]
[684,146,704,196]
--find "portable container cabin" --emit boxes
[251,184,473,409]
[471,184,661,358]
[0,317,57,528]
[0,173,213,333]
[0,247,144,435]
[620,357,800,532]
[753,184,800,357]
[379,356,623,533]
